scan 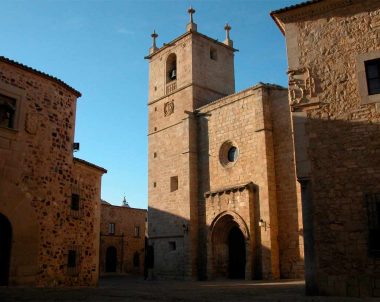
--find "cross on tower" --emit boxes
[188,7,195,23]
[186,7,197,32]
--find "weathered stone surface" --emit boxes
[0,58,106,287]
[272,0,380,297]
[147,22,303,280]
[99,202,147,276]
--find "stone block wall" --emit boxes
[100,203,147,275]
[197,84,302,280]
[0,58,105,287]
[272,0,380,296]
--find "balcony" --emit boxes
[166,81,177,95]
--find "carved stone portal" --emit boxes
[164,100,174,116]
[288,67,319,110]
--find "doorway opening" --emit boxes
[0,213,12,285]
[105,246,117,272]
[228,226,246,279]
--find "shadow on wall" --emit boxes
[147,205,299,281]
[293,113,380,296]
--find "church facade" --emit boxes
[147,11,304,281]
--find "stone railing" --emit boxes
[166,81,177,94]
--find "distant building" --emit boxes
[0,56,106,286]
[146,9,303,280]
[272,0,380,297]
[99,200,147,276]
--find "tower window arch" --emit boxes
[166,53,177,82]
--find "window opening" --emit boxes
[109,223,115,235]
[169,241,176,251]
[170,176,178,192]
[210,47,217,60]
[0,94,16,129]
[134,226,140,237]
[366,193,380,256]
[71,194,80,211]
[166,53,177,82]
[365,58,380,95]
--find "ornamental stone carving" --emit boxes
[164,100,174,116]
[25,113,39,134]
[288,67,318,110]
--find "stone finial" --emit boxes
[150,30,158,54]
[122,196,130,207]
[186,6,197,32]
[223,23,233,47]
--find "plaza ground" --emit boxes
[0,276,379,302]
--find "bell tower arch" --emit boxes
[146,8,237,280]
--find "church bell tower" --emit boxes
[146,8,236,279]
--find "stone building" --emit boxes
[147,10,304,280]
[99,200,147,276]
[271,0,380,297]
[0,56,106,286]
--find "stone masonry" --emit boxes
[0,56,106,286]
[100,201,147,276]
[272,0,380,297]
[147,10,304,281]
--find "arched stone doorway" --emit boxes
[209,212,250,280]
[105,246,117,272]
[0,213,12,285]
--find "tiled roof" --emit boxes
[0,56,81,97]
[270,0,323,15]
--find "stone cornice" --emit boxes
[204,182,255,198]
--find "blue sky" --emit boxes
[0,0,301,209]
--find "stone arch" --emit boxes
[208,211,250,279]
[0,179,39,285]
[166,53,177,83]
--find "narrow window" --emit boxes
[169,241,176,251]
[166,53,177,82]
[71,194,80,211]
[170,176,178,192]
[153,152,157,158]
[210,47,217,61]
[365,58,380,95]
[366,193,380,256]
[108,223,115,235]
[153,182,156,188]
[134,226,140,237]
[68,250,77,267]
[133,252,140,267]
[0,94,16,129]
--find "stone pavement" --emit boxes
[0,276,379,302]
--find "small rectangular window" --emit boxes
[170,176,178,192]
[0,94,16,129]
[210,47,217,61]
[134,226,140,237]
[71,194,80,211]
[366,193,380,256]
[68,250,77,268]
[109,223,115,235]
[169,241,176,251]
[365,59,380,95]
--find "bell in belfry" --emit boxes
[170,68,176,80]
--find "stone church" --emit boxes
[147,9,304,281]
